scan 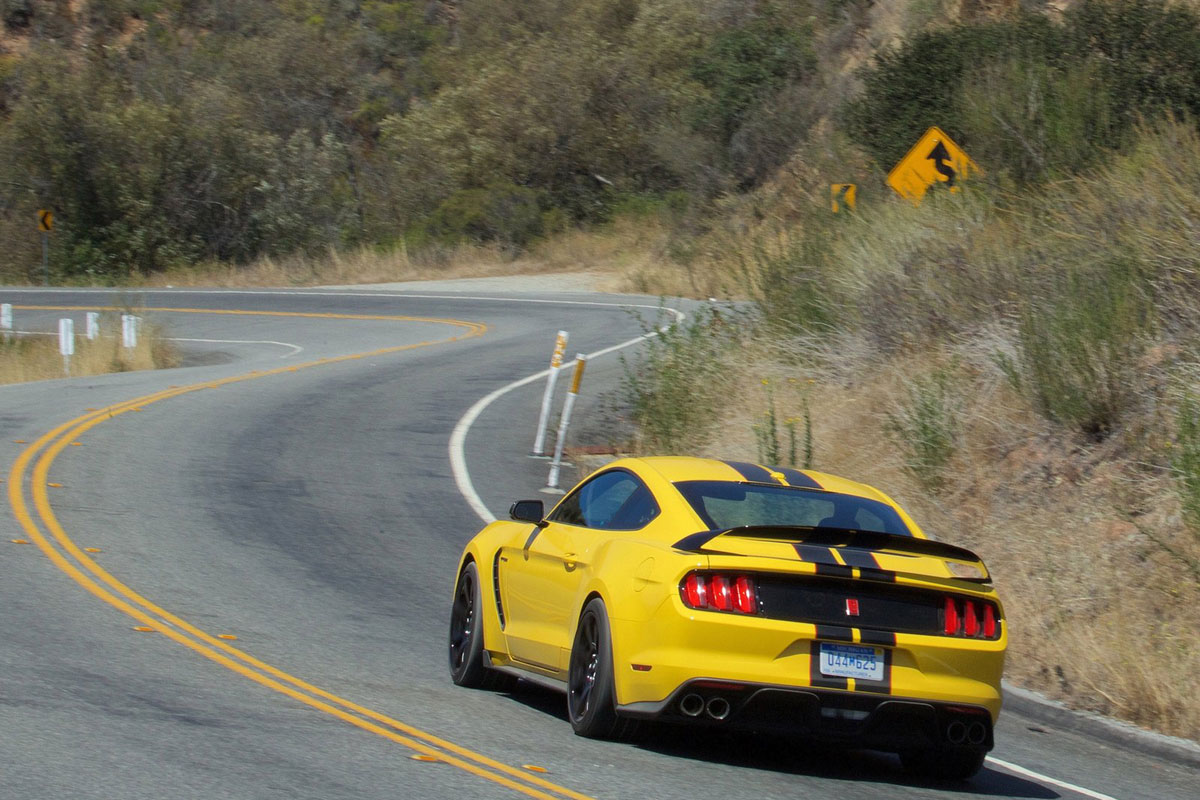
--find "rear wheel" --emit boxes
[901,747,987,781]
[567,598,639,740]
[448,562,509,690]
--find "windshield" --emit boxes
[675,480,912,536]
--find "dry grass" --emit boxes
[126,218,674,292]
[688,334,1200,741]
[0,317,178,386]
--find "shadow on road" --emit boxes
[502,681,1058,798]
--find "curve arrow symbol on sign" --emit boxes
[926,141,956,187]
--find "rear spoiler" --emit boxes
[672,525,990,581]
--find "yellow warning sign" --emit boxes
[886,127,976,204]
[37,209,54,232]
[831,183,856,213]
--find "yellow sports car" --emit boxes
[448,457,1005,779]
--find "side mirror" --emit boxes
[509,500,547,527]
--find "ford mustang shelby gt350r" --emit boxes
[448,457,1005,779]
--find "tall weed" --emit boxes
[618,305,743,454]
[885,366,962,492]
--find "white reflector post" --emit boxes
[1,303,12,337]
[86,311,100,340]
[532,330,569,456]
[59,317,74,375]
[546,354,587,492]
[58,318,74,356]
[121,314,139,349]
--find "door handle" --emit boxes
[564,552,577,570]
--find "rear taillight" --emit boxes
[943,596,1000,639]
[943,596,959,636]
[683,573,708,609]
[982,603,996,639]
[735,576,756,614]
[963,601,979,636]
[681,572,758,615]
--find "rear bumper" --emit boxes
[610,592,1006,743]
[619,680,994,753]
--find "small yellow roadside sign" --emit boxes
[37,209,54,232]
[886,126,976,204]
[831,183,856,213]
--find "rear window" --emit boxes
[675,481,911,536]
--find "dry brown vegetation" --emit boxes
[0,315,177,385]
[611,119,1200,741]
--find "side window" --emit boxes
[549,470,660,530]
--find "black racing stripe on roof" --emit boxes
[771,466,822,489]
[794,544,840,565]
[721,460,775,483]
[836,548,881,570]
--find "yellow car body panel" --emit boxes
[452,456,1006,754]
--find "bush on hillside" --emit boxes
[422,182,544,249]
[844,0,1200,182]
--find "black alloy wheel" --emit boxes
[567,598,639,740]
[448,562,501,689]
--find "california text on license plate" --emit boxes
[819,642,884,681]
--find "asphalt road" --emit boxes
[1,287,1196,800]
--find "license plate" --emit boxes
[819,643,884,681]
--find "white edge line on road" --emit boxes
[6,330,304,358]
[170,338,305,358]
[986,756,1122,800]
[449,303,685,525]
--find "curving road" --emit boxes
[1,287,1195,800]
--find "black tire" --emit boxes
[448,562,509,690]
[901,747,987,781]
[567,598,640,740]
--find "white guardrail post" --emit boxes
[545,354,587,493]
[532,330,570,457]
[59,318,74,375]
[1,303,11,341]
[86,311,100,340]
[121,314,139,349]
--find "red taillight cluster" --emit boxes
[944,596,999,639]
[682,572,758,614]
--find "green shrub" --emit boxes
[1172,393,1200,531]
[961,56,1121,182]
[618,305,743,454]
[845,0,1200,181]
[1005,256,1156,438]
[885,366,962,492]
[423,182,544,249]
[690,12,816,147]
[843,11,1064,169]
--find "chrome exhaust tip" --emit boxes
[705,697,731,721]
[679,693,705,717]
[946,720,968,745]
[967,721,988,745]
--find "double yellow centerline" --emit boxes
[5,308,595,800]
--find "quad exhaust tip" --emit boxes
[967,721,988,745]
[679,693,705,717]
[946,720,968,745]
[705,697,731,721]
